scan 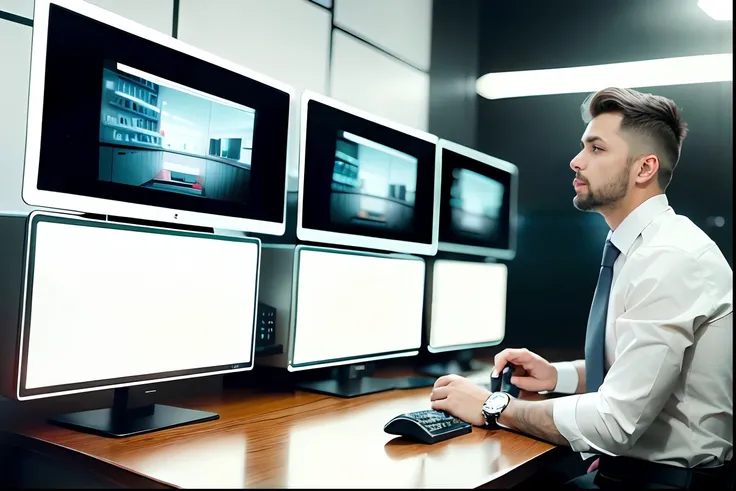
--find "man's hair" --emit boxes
[581,87,688,190]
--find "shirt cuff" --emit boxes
[553,395,591,452]
[552,362,579,394]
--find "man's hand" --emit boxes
[429,374,491,427]
[493,348,558,393]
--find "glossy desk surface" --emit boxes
[8,387,561,488]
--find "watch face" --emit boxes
[484,392,510,413]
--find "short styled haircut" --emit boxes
[581,87,688,190]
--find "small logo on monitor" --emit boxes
[174,213,179,219]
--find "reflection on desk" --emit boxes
[5,387,563,488]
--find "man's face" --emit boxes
[569,113,632,212]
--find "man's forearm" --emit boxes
[497,398,570,446]
[571,359,586,394]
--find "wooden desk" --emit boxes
[3,387,563,488]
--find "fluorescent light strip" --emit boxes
[476,53,733,100]
[117,63,256,114]
[698,0,732,20]
[342,131,416,162]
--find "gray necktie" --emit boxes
[585,239,620,393]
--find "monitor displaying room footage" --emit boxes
[438,140,518,259]
[298,92,440,256]
[98,63,256,203]
[449,169,504,241]
[428,260,507,353]
[330,130,418,231]
[23,0,292,234]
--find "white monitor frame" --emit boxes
[296,91,441,256]
[286,245,424,372]
[437,139,519,260]
[23,0,294,236]
[16,210,262,401]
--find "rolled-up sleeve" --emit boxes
[552,247,708,456]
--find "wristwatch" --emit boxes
[481,392,511,426]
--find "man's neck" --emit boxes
[601,191,663,231]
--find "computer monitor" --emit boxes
[297,91,441,256]
[13,212,261,437]
[289,246,426,396]
[419,260,508,377]
[438,139,518,260]
[23,0,292,235]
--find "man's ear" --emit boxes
[634,154,659,185]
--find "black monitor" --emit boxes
[437,139,518,260]
[296,91,440,256]
[23,0,292,235]
[10,212,261,437]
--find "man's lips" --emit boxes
[573,179,587,189]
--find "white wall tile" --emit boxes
[334,0,432,72]
[178,0,331,182]
[0,0,173,33]
[330,30,430,132]
[0,19,32,213]
[83,0,174,35]
[0,0,33,19]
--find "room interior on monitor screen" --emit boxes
[97,62,255,203]
[449,168,505,242]
[330,130,418,232]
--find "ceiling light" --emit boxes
[698,0,732,20]
[476,53,733,100]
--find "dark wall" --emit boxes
[428,0,480,146]
[431,0,733,351]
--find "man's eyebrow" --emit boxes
[580,135,606,147]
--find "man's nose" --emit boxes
[570,153,584,172]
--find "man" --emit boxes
[429,87,733,489]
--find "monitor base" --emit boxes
[392,376,437,390]
[49,387,218,438]
[50,404,219,438]
[419,350,493,378]
[295,377,396,398]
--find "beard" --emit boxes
[573,166,630,212]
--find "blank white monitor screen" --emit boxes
[291,248,425,368]
[429,260,507,352]
[21,218,259,396]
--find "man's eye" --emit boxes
[592,145,602,152]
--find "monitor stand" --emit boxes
[295,364,398,398]
[49,386,219,438]
[418,349,493,378]
[391,375,437,390]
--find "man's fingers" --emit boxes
[494,348,532,375]
[430,397,450,413]
[434,374,461,388]
[430,386,450,401]
[510,375,546,392]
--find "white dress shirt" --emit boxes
[551,194,733,468]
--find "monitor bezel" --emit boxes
[22,0,294,236]
[437,139,519,260]
[426,259,507,354]
[286,244,424,371]
[296,90,441,256]
[16,210,262,401]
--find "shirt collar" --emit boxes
[607,194,671,256]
